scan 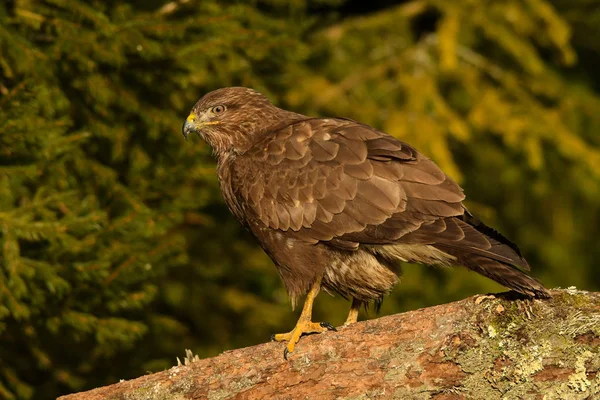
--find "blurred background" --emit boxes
[1,0,599,398]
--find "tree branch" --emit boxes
[59,289,600,399]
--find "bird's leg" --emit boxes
[344,298,361,325]
[271,275,336,359]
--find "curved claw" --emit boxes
[320,322,337,332]
[274,320,337,361]
[270,333,276,342]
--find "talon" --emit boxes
[271,275,328,358]
[320,322,337,331]
[270,334,276,341]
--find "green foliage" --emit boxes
[0,0,599,398]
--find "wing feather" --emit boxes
[235,118,465,245]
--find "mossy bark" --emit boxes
[59,289,600,400]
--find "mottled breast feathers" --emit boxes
[231,118,466,250]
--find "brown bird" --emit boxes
[183,87,550,358]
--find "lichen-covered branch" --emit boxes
[59,289,600,400]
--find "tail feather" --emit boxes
[400,215,531,271]
[457,213,530,270]
[438,247,550,298]
[438,212,548,298]
[396,210,549,298]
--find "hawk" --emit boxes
[183,87,549,358]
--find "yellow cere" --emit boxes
[186,114,196,122]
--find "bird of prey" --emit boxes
[182,87,550,358]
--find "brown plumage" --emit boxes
[183,87,550,357]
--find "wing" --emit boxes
[233,118,466,250]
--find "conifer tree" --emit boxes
[1,1,599,398]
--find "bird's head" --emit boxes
[183,87,299,157]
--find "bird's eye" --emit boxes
[211,105,226,114]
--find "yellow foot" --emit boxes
[271,321,336,359]
[343,298,361,326]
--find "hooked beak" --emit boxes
[182,114,197,140]
[182,113,220,140]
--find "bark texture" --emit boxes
[59,289,600,400]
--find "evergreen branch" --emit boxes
[43,0,111,29]
[0,192,77,219]
[426,34,600,175]
[103,235,181,285]
[0,81,26,108]
[13,8,45,23]
[0,278,27,320]
[103,255,137,285]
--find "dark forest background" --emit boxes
[1,0,599,398]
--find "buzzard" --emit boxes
[183,87,549,358]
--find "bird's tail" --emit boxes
[400,211,551,298]
[437,248,551,298]
[430,213,551,298]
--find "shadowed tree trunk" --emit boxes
[59,289,600,400]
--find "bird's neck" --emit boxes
[212,109,306,160]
